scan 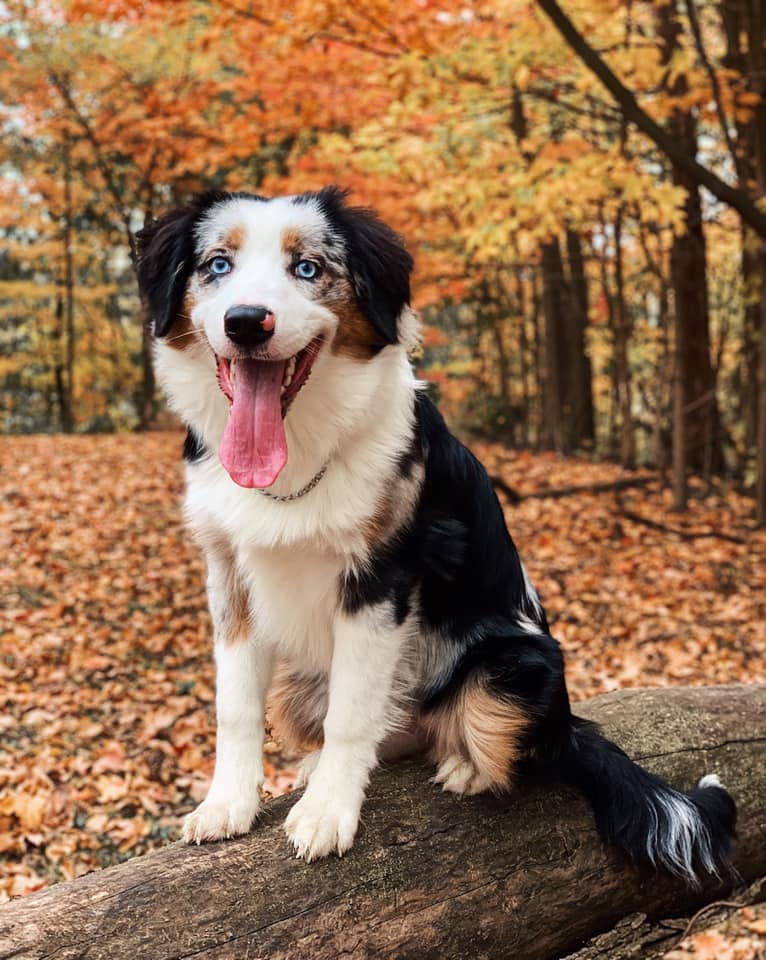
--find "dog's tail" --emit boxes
[557,716,736,887]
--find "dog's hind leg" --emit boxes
[424,674,530,796]
[420,625,570,798]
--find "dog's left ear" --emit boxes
[318,187,413,345]
[136,207,196,338]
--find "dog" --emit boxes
[137,186,735,882]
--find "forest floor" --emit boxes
[1,432,765,956]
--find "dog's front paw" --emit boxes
[284,789,360,861]
[182,796,260,844]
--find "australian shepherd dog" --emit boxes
[137,187,735,883]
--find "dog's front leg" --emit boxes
[183,550,273,843]
[284,607,408,861]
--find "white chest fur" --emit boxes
[179,349,419,670]
[242,542,344,670]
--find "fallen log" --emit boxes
[1,684,764,960]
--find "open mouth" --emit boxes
[215,338,322,417]
[214,338,323,489]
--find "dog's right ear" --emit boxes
[136,208,196,338]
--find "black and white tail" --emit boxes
[561,717,737,887]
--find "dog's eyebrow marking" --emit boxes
[223,224,245,252]
[281,228,303,258]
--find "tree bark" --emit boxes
[744,2,766,525]
[564,228,595,450]
[658,2,722,479]
[612,208,635,468]
[540,237,568,451]
[56,142,75,434]
[1,684,764,960]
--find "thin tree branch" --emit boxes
[48,72,138,263]
[683,0,744,183]
[535,0,766,237]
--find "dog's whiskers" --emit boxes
[164,327,203,345]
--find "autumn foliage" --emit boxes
[1,0,766,520]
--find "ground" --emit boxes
[1,432,764,955]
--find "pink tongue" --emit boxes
[219,358,287,488]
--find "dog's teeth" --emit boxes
[280,385,286,396]
[288,357,296,375]
[284,374,293,387]
[230,360,236,382]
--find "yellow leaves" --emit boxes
[514,63,531,91]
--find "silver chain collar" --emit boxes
[257,461,329,502]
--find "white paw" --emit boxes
[698,773,724,789]
[182,795,260,844]
[433,754,492,796]
[296,750,321,789]
[284,788,360,861]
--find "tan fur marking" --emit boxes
[206,536,250,644]
[281,228,303,258]
[162,290,198,351]
[268,663,327,750]
[225,575,250,646]
[362,493,394,547]
[461,683,527,786]
[330,298,381,360]
[423,677,528,791]
[224,224,245,252]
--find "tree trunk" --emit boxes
[721,0,760,476]
[137,208,157,430]
[516,264,531,444]
[540,237,568,452]
[57,144,75,434]
[657,3,722,479]
[672,329,688,511]
[612,209,635,468]
[531,269,544,448]
[53,293,72,433]
[1,684,764,960]
[741,237,760,453]
[745,2,766,525]
[485,279,511,408]
[564,228,595,450]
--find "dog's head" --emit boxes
[137,187,414,489]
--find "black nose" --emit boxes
[223,305,275,349]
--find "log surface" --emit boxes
[1,684,765,960]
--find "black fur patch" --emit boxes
[182,428,208,464]
[312,186,413,346]
[340,393,542,637]
[340,389,736,884]
[136,191,265,338]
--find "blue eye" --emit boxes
[295,259,320,280]
[208,256,231,276]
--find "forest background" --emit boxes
[2,0,766,522]
[1,4,766,955]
